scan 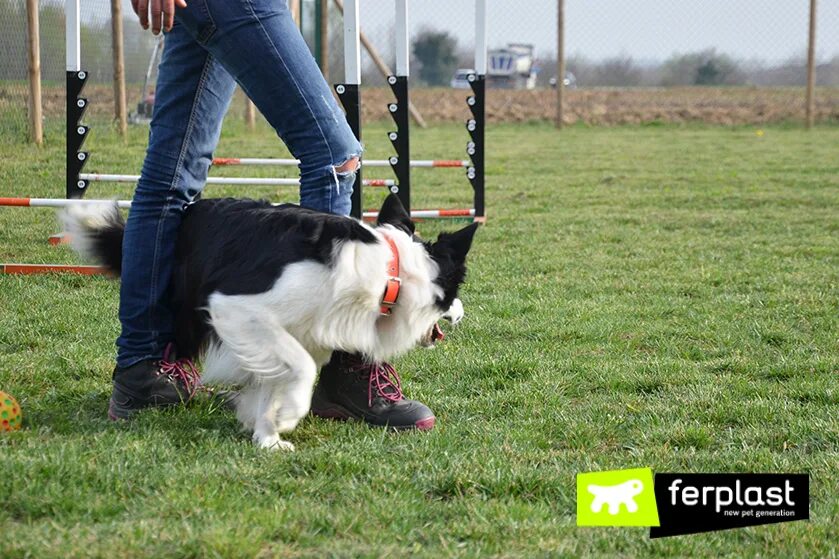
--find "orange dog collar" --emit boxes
[380,235,401,315]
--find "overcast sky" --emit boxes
[108,0,839,64]
[373,0,839,64]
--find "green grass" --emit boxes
[1,119,838,558]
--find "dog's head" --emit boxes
[374,194,478,353]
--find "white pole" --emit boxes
[212,158,469,168]
[78,173,394,187]
[80,174,306,186]
[395,0,409,77]
[66,0,81,71]
[343,0,361,84]
[475,0,487,75]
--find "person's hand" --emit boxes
[131,0,188,35]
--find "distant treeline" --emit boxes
[1,0,158,84]
[536,49,839,88]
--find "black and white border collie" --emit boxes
[63,194,478,450]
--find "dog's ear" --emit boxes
[377,194,414,235]
[433,222,479,262]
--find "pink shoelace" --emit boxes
[157,343,202,398]
[350,360,404,407]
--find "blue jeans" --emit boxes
[117,0,362,368]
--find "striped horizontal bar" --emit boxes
[79,173,394,187]
[0,197,132,208]
[363,208,475,219]
[0,263,108,275]
[48,233,70,246]
[1,198,475,220]
[213,158,469,168]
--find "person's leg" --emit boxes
[110,21,237,419]
[117,23,236,369]
[176,0,361,216]
[173,0,433,430]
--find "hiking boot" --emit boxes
[108,343,201,421]
[310,351,436,431]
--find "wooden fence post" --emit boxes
[806,0,817,129]
[290,0,300,25]
[555,0,565,129]
[319,0,330,78]
[245,99,256,130]
[26,0,43,145]
[111,0,127,136]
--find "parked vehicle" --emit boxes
[450,68,475,89]
[487,44,537,90]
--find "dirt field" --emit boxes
[4,83,839,127]
[382,86,839,126]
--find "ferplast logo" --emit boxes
[576,468,660,527]
[576,470,808,536]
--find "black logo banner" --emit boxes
[650,473,809,538]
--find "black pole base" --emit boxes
[466,74,486,219]
[67,71,90,199]
[387,75,410,212]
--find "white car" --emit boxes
[450,69,475,89]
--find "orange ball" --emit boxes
[0,391,22,431]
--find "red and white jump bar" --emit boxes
[0,197,132,208]
[212,158,470,168]
[79,173,394,188]
[0,197,475,219]
[0,263,108,275]
[363,208,475,220]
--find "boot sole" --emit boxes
[108,398,139,421]
[108,396,184,421]
[310,402,436,431]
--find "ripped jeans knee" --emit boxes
[334,156,360,175]
[330,155,360,193]
[299,153,361,216]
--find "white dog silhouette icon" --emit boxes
[587,479,644,515]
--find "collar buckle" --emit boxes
[380,276,401,315]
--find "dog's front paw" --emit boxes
[443,298,464,325]
[252,432,295,452]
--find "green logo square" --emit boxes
[577,468,660,526]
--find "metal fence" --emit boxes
[3,0,839,144]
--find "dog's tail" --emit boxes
[60,203,125,275]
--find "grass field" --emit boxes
[1,119,837,557]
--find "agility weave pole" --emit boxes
[333,0,363,217]
[387,0,411,211]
